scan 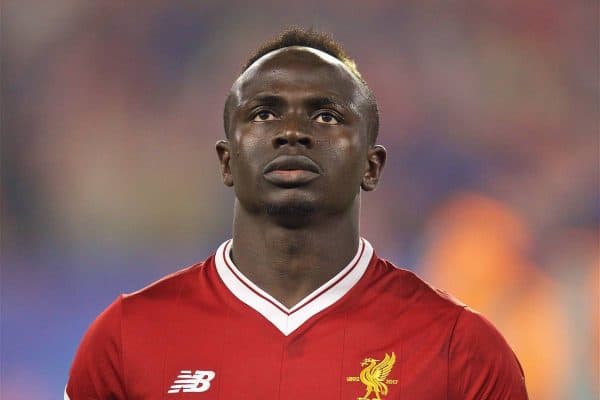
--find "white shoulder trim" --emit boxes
[214,238,373,336]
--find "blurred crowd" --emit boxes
[2,1,598,399]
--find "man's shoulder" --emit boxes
[448,305,528,398]
[122,254,215,306]
[373,256,467,313]
[376,257,519,344]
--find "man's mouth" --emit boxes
[263,155,321,187]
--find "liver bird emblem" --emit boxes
[357,352,396,400]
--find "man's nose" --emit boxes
[272,120,313,149]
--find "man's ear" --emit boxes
[361,145,386,191]
[216,140,234,187]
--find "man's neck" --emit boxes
[230,200,361,308]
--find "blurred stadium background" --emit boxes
[2,1,598,399]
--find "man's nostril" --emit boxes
[298,137,311,146]
[274,137,287,147]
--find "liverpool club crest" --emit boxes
[346,352,398,400]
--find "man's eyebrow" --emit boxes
[243,94,286,108]
[240,94,349,111]
[305,96,347,110]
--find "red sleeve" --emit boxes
[65,296,127,400]
[449,307,529,400]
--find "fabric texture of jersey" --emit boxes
[66,238,528,399]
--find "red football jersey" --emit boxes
[66,238,528,399]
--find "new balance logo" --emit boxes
[167,370,216,394]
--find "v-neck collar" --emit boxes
[214,238,374,336]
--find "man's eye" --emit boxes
[314,112,339,125]
[252,111,278,121]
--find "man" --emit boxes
[66,28,528,399]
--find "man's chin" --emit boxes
[264,201,316,219]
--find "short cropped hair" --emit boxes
[223,27,380,144]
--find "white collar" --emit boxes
[214,238,373,336]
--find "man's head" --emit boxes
[223,28,379,145]
[217,28,386,225]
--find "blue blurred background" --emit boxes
[2,1,598,399]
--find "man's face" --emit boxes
[217,47,383,222]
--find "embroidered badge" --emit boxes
[346,352,398,400]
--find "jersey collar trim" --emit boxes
[214,238,373,336]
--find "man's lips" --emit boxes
[263,155,321,187]
[263,155,321,174]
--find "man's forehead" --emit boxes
[231,46,362,102]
